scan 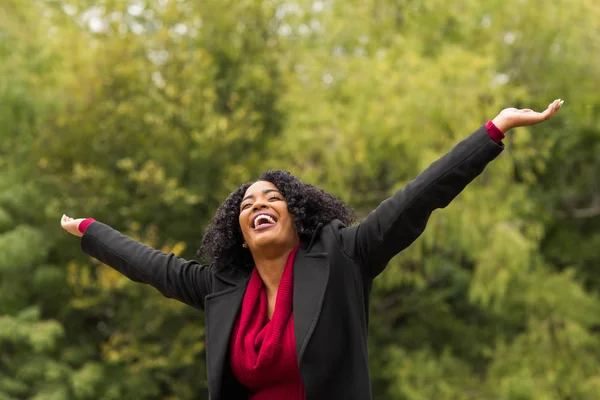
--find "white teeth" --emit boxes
[254,214,276,228]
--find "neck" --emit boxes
[252,243,298,294]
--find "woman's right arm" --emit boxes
[61,216,211,310]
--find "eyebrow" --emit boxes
[241,189,281,203]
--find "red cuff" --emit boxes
[78,218,96,234]
[485,120,505,143]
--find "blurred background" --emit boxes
[1,0,599,399]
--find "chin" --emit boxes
[251,228,286,246]
[253,235,280,247]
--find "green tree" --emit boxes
[1,0,599,399]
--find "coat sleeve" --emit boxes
[80,222,211,310]
[338,125,504,279]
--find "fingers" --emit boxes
[549,98,563,113]
[551,98,563,115]
[61,214,75,229]
[61,214,84,237]
[541,98,563,120]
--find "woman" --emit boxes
[61,100,563,400]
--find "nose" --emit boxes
[252,202,268,211]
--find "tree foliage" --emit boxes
[1,0,599,399]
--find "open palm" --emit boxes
[493,99,563,132]
[61,214,85,237]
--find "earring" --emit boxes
[242,243,248,248]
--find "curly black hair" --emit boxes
[198,170,356,270]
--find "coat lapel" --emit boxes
[204,269,250,399]
[293,244,330,364]
[203,232,330,398]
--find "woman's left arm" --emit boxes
[339,99,563,279]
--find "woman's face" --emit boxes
[239,180,299,252]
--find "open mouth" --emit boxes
[252,212,278,230]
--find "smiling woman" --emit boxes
[60,100,563,400]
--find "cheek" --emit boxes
[282,210,294,228]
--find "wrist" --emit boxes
[78,218,96,234]
[491,116,511,133]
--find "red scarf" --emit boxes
[230,246,305,399]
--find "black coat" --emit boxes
[81,125,503,399]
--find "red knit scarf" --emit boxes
[230,246,305,399]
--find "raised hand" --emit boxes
[492,98,564,133]
[61,214,85,237]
